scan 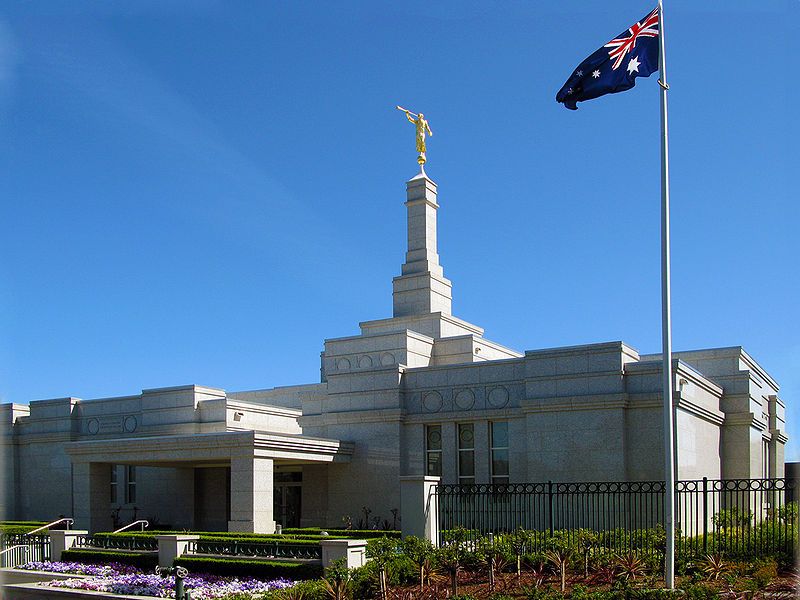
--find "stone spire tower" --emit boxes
[392,173,452,317]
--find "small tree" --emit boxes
[576,529,599,578]
[436,541,467,597]
[545,548,572,593]
[402,536,435,591]
[323,559,351,600]
[510,527,531,578]
[366,536,399,600]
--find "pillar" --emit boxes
[320,539,368,569]
[228,456,275,533]
[155,535,200,568]
[72,462,113,533]
[399,475,440,545]
[50,530,88,562]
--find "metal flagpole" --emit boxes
[657,0,676,590]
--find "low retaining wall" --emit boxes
[0,569,92,585]
[2,582,150,600]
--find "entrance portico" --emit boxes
[65,430,353,533]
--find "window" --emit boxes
[458,423,475,485]
[426,425,442,476]
[110,465,118,503]
[125,466,137,504]
[490,422,510,484]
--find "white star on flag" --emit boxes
[592,70,601,78]
[627,56,641,74]
[576,70,583,77]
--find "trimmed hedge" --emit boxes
[284,528,401,539]
[0,521,48,535]
[173,556,323,580]
[60,549,158,570]
[94,532,321,546]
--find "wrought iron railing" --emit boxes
[0,534,50,566]
[186,539,322,561]
[435,477,798,561]
[74,535,159,552]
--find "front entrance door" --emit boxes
[273,471,302,528]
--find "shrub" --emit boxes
[173,556,323,580]
[272,579,327,600]
[59,549,158,570]
[750,558,778,589]
[679,583,719,600]
[711,508,752,530]
[777,501,798,524]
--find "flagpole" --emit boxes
[657,0,676,590]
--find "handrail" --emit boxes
[112,520,149,534]
[0,545,30,557]
[25,518,74,536]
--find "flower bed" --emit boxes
[47,573,293,599]
[18,561,295,599]
[18,560,137,576]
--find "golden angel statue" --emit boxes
[397,106,433,166]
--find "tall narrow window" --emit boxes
[458,423,475,485]
[426,425,442,476]
[490,422,510,484]
[125,466,137,504]
[110,465,118,503]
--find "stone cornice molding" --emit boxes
[675,397,725,426]
[226,400,302,419]
[521,393,628,413]
[770,428,789,444]
[299,408,405,427]
[65,430,353,464]
[404,407,521,423]
[724,411,766,431]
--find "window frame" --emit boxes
[490,421,510,484]
[425,424,442,477]
[457,423,475,485]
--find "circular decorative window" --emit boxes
[87,418,100,435]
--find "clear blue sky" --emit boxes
[1,1,797,462]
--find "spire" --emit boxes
[392,173,453,317]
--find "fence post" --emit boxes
[400,476,441,545]
[155,535,199,568]
[702,477,708,555]
[548,481,554,537]
[50,530,88,562]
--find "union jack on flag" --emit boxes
[556,7,660,110]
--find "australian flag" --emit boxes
[556,7,659,110]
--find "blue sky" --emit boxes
[1,1,798,461]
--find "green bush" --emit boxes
[679,583,719,600]
[173,556,323,580]
[271,579,327,599]
[283,528,401,539]
[59,549,158,570]
[0,521,48,535]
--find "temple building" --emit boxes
[0,171,788,534]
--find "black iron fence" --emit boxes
[74,534,159,552]
[436,478,798,562]
[0,534,51,567]
[186,539,322,561]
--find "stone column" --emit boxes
[320,539,368,569]
[399,475,440,545]
[228,456,275,534]
[155,535,199,568]
[392,174,453,317]
[50,530,88,562]
[72,462,113,533]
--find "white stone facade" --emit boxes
[0,173,788,533]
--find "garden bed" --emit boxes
[7,561,294,599]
